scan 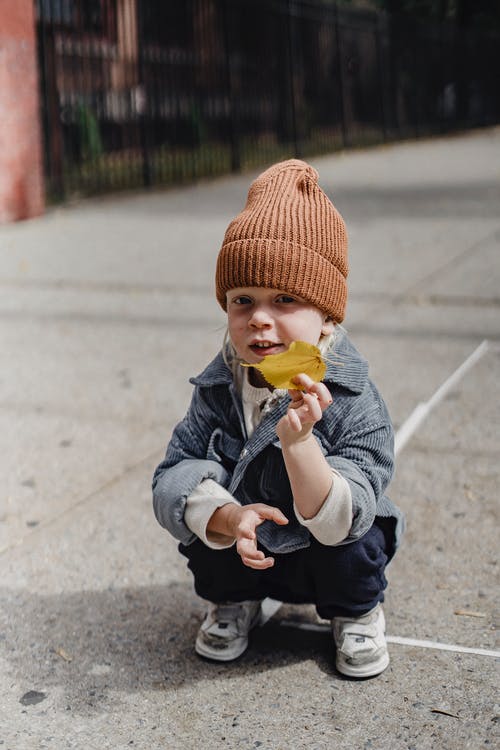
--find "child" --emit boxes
[152,159,404,678]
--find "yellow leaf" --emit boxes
[241,340,326,390]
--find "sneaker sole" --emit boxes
[336,650,390,679]
[195,635,249,662]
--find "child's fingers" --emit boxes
[254,505,289,526]
[301,391,324,421]
[237,537,274,569]
[235,506,284,568]
[291,374,332,408]
[288,388,305,404]
[287,407,304,432]
[237,506,282,538]
[286,392,323,427]
[236,519,256,540]
[236,536,261,560]
[310,383,333,408]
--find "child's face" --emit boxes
[226,287,334,365]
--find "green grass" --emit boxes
[48,125,391,201]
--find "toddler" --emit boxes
[153,159,404,678]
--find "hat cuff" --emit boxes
[216,239,347,323]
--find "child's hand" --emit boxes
[276,372,333,446]
[226,503,288,570]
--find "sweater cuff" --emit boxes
[184,478,240,549]
[294,469,353,545]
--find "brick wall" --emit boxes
[0,0,44,222]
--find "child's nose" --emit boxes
[248,307,273,328]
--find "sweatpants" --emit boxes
[179,519,394,619]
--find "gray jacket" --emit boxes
[153,333,404,554]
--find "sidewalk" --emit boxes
[1,128,499,749]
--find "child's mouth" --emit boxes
[249,342,283,357]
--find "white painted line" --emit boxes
[260,597,283,625]
[385,635,500,659]
[394,339,489,455]
[279,619,328,633]
[260,342,496,660]
[277,619,500,659]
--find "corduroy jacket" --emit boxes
[152,332,404,555]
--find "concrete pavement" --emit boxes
[1,128,499,749]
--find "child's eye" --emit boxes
[232,295,253,305]
[276,295,297,304]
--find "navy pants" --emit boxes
[179,519,394,619]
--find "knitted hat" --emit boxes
[215,159,348,323]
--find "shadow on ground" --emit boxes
[1,583,334,715]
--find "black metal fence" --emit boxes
[36,0,500,201]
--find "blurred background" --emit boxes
[1,0,500,221]
[1,4,499,746]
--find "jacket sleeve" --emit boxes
[152,386,231,545]
[324,383,394,543]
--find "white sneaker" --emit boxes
[332,604,389,678]
[195,601,262,661]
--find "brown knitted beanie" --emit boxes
[215,159,348,323]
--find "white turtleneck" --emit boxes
[184,367,353,549]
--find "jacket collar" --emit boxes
[190,330,368,395]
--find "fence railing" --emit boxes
[35,0,500,201]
